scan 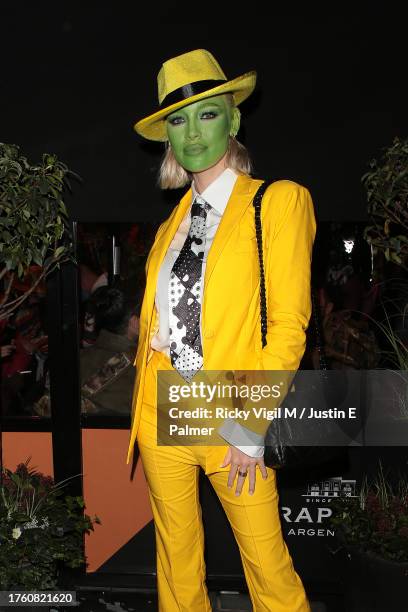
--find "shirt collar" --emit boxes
[191,168,238,215]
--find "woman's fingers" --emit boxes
[228,461,255,496]
[237,464,257,496]
[227,447,267,496]
[258,458,268,480]
[227,461,240,489]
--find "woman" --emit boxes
[127,49,316,611]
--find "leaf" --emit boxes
[390,252,402,264]
[38,178,49,195]
[32,252,43,266]
[0,143,76,317]
[53,246,65,259]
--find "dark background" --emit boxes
[2,4,407,223]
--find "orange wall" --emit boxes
[2,432,54,476]
[2,430,152,574]
[82,429,152,572]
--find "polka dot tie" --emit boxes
[168,195,211,382]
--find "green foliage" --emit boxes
[0,142,79,319]
[377,307,408,371]
[329,462,408,562]
[0,459,100,589]
[362,136,408,271]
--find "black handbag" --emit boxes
[252,180,346,469]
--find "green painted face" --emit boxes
[165,94,240,173]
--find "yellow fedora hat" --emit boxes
[134,49,256,142]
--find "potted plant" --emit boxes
[362,135,408,273]
[361,134,408,352]
[328,462,408,611]
[0,142,78,321]
[0,459,100,591]
[358,137,408,434]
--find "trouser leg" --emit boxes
[138,438,212,612]
[208,466,310,612]
[137,349,212,612]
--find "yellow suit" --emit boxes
[126,174,317,468]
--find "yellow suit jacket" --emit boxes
[126,174,317,473]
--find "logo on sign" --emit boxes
[281,477,358,537]
[302,477,357,499]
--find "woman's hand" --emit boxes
[220,446,268,496]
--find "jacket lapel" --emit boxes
[145,173,259,325]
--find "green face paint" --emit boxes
[166,95,237,173]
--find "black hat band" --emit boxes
[159,79,227,110]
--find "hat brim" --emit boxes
[134,71,257,142]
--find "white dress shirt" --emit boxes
[151,168,264,458]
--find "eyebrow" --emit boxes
[167,100,223,119]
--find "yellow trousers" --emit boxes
[137,349,310,612]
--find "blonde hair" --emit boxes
[157,94,253,189]
[158,136,253,190]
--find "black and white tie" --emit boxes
[168,195,211,382]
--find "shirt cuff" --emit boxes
[217,418,265,458]
[234,444,265,458]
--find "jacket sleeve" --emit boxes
[217,419,265,457]
[219,180,317,441]
[262,181,316,370]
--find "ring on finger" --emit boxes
[238,470,248,477]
